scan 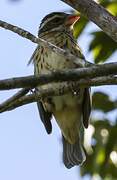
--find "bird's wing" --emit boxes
[68,38,92,128]
[28,46,40,65]
[82,88,92,128]
[29,46,52,134]
[37,101,52,134]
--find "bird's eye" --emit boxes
[54,17,61,23]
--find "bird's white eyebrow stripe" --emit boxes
[40,14,62,30]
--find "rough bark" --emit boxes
[0,75,116,113]
[0,63,117,90]
[61,0,117,42]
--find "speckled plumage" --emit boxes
[30,12,91,168]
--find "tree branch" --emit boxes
[0,1,117,43]
[0,19,91,68]
[0,5,117,114]
[0,82,78,113]
[61,0,117,42]
[0,75,117,113]
[0,88,30,113]
[0,62,117,90]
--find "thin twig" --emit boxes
[0,88,30,113]
[0,63,117,90]
[0,19,91,67]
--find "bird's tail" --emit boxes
[62,136,86,169]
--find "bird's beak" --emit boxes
[65,15,80,26]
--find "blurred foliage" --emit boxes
[73,16,89,38]
[73,0,117,179]
[9,0,117,179]
[74,0,117,63]
[89,31,117,63]
[80,91,117,179]
[81,89,117,180]
[81,118,117,179]
[92,92,117,112]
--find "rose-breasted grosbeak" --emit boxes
[29,12,91,168]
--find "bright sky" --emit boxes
[0,1,116,180]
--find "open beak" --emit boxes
[66,15,80,26]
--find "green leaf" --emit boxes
[99,0,117,7]
[107,2,117,16]
[99,0,117,15]
[92,92,116,113]
[89,31,117,63]
[73,16,89,39]
[80,120,117,179]
[99,124,117,178]
[92,92,116,112]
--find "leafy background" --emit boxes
[2,0,117,179]
[73,0,117,179]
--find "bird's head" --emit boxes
[38,12,80,36]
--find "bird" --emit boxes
[29,12,91,169]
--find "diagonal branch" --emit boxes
[0,62,117,90]
[0,19,90,67]
[0,88,30,113]
[0,75,117,113]
[61,0,117,42]
[0,5,117,114]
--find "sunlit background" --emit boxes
[0,0,117,180]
